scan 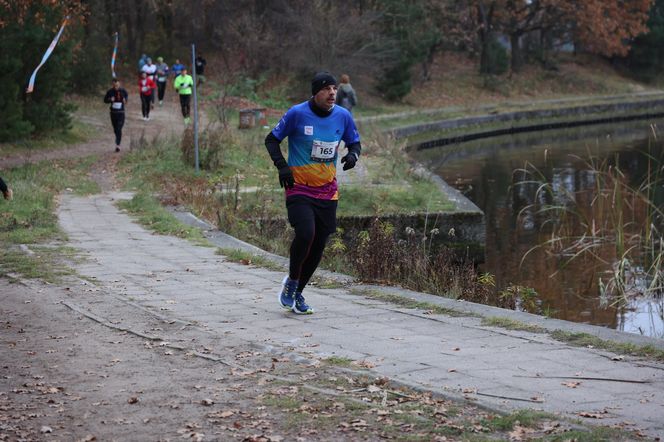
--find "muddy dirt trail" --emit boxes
[2,91,196,170]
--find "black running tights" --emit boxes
[140,94,151,117]
[110,112,125,145]
[179,94,191,118]
[287,197,336,293]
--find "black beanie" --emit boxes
[311,72,337,96]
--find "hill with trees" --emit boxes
[2,0,664,142]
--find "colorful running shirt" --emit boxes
[271,101,360,200]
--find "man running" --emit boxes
[138,72,156,121]
[172,59,185,77]
[103,78,128,152]
[264,72,361,314]
[155,57,169,106]
[0,176,12,200]
[174,67,194,125]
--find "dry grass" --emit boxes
[405,52,648,109]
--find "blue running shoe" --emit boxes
[292,292,314,315]
[278,276,297,310]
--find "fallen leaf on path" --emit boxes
[448,368,457,373]
[200,398,214,406]
[209,410,235,418]
[562,381,581,388]
[127,397,139,404]
[390,337,404,341]
[612,355,625,361]
[508,425,535,440]
[352,360,376,369]
[41,426,53,434]
[578,410,607,419]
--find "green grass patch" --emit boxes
[545,427,634,442]
[1,120,97,155]
[116,192,208,244]
[340,183,453,216]
[0,156,98,280]
[550,330,664,362]
[482,409,554,431]
[350,288,471,317]
[216,247,284,272]
[0,246,75,282]
[262,394,303,411]
[1,158,100,237]
[482,317,546,333]
[323,356,354,367]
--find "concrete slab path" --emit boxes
[58,191,664,439]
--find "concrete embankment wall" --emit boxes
[391,96,664,149]
[375,94,664,257]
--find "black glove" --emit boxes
[278,166,295,189]
[341,153,357,171]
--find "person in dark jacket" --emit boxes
[103,78,129,152]
[336,74,358,113]
[0,176,12,200]
[195,53,206,86]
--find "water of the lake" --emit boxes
[412,120,664,338]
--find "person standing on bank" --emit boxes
[265,72,361,314]
[103,78,128,152]
[174,67,194,125]
[195,53,206,87]
[138,72,156,121]
[155,56,169,106]
[336,74,357,113]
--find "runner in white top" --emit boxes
[141,58,158,106]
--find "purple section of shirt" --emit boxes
[286,179,338,200]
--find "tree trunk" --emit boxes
[123,0,135,56]
[477,1,493,74]
[510,33,523,72]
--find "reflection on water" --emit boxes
[412,120,664,338]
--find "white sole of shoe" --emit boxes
[292,305,314,315]
[278,275,292,310]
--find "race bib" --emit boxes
[158,76,166,82]
[310,140,338,162]
[112,102,122,109]
[141,86,148,92]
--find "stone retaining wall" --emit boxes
[390,97,664,147]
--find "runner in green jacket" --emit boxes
[174,67,194,125]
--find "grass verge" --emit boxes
[216,247,285,272]
[116,192,208,246]
[482,316,547,333]
[350,288,472,318]
[0,157,99,281]
[258,366,636,441]
[1,120,97,156]
[551,330,664,362]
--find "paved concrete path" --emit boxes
[58,191,664,438]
